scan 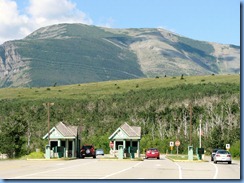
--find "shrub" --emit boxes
[229,140,240,158]
[27,151,45,159]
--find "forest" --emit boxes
[0,76,240,158]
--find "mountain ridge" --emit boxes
[0,23,240,88]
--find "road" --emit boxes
[0,155,240,179]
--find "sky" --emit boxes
[0,0,241,45]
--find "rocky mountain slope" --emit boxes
[0,23,240,88]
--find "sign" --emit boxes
[170,141,174,147]
[175,140,180,147]
[226,144,230,150]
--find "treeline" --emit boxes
[0,82,240,158]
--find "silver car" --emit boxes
[96,148,104,156]
[211,148,223,161]
[214,150,232,164]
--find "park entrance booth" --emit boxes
[109,122,141,158]
[43,122,81,159]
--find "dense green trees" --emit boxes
[0,82,240,158]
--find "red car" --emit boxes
[145,148,160,159]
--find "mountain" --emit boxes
[0,23,240,88]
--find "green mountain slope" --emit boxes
[14,24,145,87]
[0,23,240,88]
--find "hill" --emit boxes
[0,23,240,88]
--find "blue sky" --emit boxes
[0,0,241,45]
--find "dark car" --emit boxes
[80,145,96,158]
[145,148,160,159]
[211,148,223,161]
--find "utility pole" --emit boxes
[189,102,192,146]
[199,118,202,148]
[43,102,54,145]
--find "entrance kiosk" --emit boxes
[43,122,80,159]
[109,122,141,158]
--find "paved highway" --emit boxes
[0,155,240,179]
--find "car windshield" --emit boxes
[83,146,92,149]
[217,150,230,154]
[148,148,158,151]
[213,149,222,153]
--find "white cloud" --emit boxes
[27,0,92,27]
[0,0,30,43]
[0,0,93,44]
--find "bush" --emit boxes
[229,140,240,158]
[27,151,45,159]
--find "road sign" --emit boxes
[170,141,174,147]
[175,140,180,147]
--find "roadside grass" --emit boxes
[166,154,207,162]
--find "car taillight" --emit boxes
[216,154,220,157]
[227,155,231,157]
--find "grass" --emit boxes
[0,74,239,101]
[166,154,206,162]
[27,152,45,159]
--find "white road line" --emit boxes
[99,161,142,179]
[212,163,218,179]
[174,162,182,179]
[10,161,96,179]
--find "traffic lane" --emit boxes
[213,162,240,179]
[1,156,240,179]
[202,155,240,179]
[175,161,216,179]
[0,160,57,179]
[8,159,100,179]
[5,158,143,179]
[101,156,179,179]
[175,160,240,179]
[1,159,97,179]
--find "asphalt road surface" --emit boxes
[0,155,240,180]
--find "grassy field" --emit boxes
[0,74,239,100]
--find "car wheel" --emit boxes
[93,155,96,159]
[228,161,232,164]
[211,157,213,161]
[81,156,84,159]
[214,161,217,164]
[157,157,160,159]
